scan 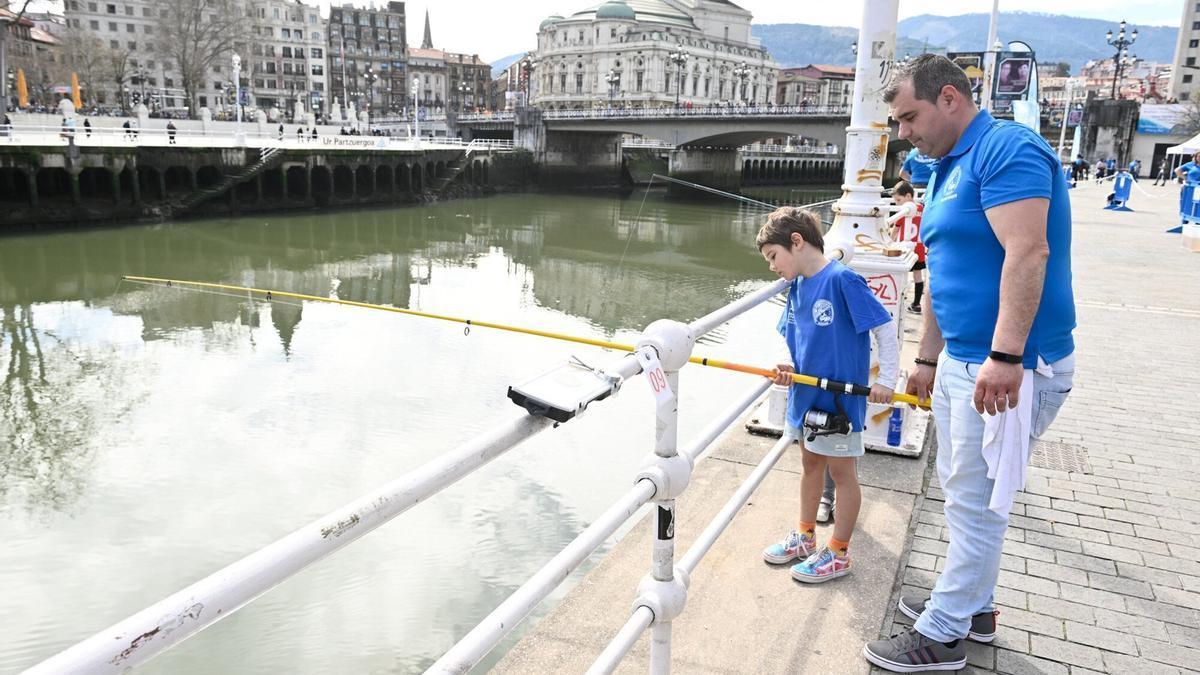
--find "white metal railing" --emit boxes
[33,277,792,674]
[742,143,841,156]
[0,124,517,152]
[456,105,850,123]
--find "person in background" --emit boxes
[899,147,937,189]
[888,180,926,315]
[166,120,177,144]
[1154,157,1170,186]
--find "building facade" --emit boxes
[245,0,328,119]
[1170,0,1200,101]
[532,0,778,110]
[3,9,64,110]
[327,1,406,117]
[775,64,853,108]
[63,0,178,110]
[405,12,491,114]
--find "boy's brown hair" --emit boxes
[893,180,915,197]
[756,207,824,253]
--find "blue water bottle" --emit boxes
[887,405,903,446]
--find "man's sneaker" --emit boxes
[908,303,922,314]
[762,530,816,565]
[862,627,966,672]
[791,545,851,583]
[897,595,998,643]
[816,497,834,524]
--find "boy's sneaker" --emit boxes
[897,595,998,643]
[862,627,966,672]
[762,530,816,565]
[907,303,922,314]
[816,497,834,524]
[791,545,851,583]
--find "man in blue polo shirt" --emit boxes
[899,147,937,188]
[862,54,1077,672]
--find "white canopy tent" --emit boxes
[1167,132,1200,155]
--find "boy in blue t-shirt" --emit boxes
[756,207,899,584]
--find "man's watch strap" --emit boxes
[914,357,938,368]
[988,350,1024,364]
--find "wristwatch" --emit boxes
[988,350,1023,364]
[914,357,938,368]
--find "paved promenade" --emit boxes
[497,178,1200,674]
[880,178,1200,675]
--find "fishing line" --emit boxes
[124,275,931,408]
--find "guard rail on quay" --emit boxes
[29,277,794,675]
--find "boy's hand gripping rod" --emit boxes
[123,275,932,409]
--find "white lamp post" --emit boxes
[411,76,420,148]
[231,53,242,126]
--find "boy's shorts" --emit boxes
[785,425,866,458]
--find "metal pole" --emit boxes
[30,413,556,674]
[822,0,900,262]
[1057,79,1073,160]
[689,277,788,337]
[648,364,679,675]
[980,0,1000,111]
[588,607,655,675]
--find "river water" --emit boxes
[1,187,834,674]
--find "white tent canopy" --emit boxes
[1167,132,1200,155]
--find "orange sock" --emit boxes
[829,537,850,556]
[798,521,816,539]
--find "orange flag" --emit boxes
[16,69,28,108]
[71,72,82,108]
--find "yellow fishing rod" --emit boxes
[123,275,931,409]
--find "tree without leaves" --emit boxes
[59,26,115,108]
[153,0,248,114]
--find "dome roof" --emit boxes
[596,0,636,20]
[539,14,563,30]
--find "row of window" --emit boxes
[253,62,325,76]
[253,6,318,24]
[331,11,403,29]
[251,45,323,59]
[251,26,320,41]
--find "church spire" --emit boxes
[421,9,433,49]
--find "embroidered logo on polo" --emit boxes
[940,166,963,203]
[812,299,834,326]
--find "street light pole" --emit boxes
[1106,20,1138,99]
[668,48,687,108]
[604,69,618,108]
[232,54,242,127]
[411,75,420,147]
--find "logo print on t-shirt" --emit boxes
[812,299,834,326]
[940,165,963,203]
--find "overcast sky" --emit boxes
[24,0,1181,64]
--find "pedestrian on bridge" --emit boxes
[166,120,177,144]
[865,54,1076,673]
[757,207,898,585]
[83,118,92,138]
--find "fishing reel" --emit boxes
[802,394,851,442]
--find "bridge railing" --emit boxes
[456,105,851,123]
[0,124,516,152]
[30,277,794,674]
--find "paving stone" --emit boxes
[1125,597,1200,628]
[1002,540,1057,563]
[1001,554,1027,574]
[1026,531,1084,555]
[1136,636,1200,670]
[1079,540,1143,565]
[1169,542,1200,562]
[906,551,937,571]
[1090,606,1170,641]
[995,587,1030,611]
[1009,514,1054,534]
[1114,560,1183,589]
[1062,621,1138,654]
[994,648,1068,675]
[1025,505,1079,526]
[1132,525,1197,546]
[909,536,947,557]
[1027,595,1096,624]
[1096,485,1154,504]
[1054,551,1116,576]
[1165,622,1200,650]
[1049,499,1104,517]
[1029,635,1105,671]
[965,640,995,669]
[993,625,1031,654]
[1058,583,1127,612]
[998,570,1061,599]
[1075,514,1134,536]
[1085,571,1154,599]
[1027,560,1089,587]
[1144,551,1200,578]
[993,605,1066,638]
[1102,651,1182,675]
[902,567,936,590]
[1101,507,1159,527]
[1108,532,1170,555]
[1155,585,1200,611]
[1073,492,1126,510]
[1015,492,1053,508]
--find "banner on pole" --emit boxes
[947,52,986,104]
[993,51,1035,102]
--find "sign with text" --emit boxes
[993,52,1036,101]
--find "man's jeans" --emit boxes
[914,351,1075,643]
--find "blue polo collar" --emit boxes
[945,109,995,158]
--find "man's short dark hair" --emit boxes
[883,54,973,104]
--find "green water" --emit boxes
[1,188,834,674]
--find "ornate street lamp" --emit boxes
[732,63,750,105]
[410,75,420,145]
[1106,19,1137,99]
[604,69,619,108]
[521,58,537,107]
[457,80,471,112]
[668,47,687,108]
[364,65,378,111]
